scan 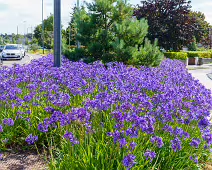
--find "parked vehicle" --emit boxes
[1,44,23,60]
[18,44,26,58]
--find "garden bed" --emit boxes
[0,56,211,169]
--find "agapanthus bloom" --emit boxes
[150,136,164,148]
[64,131,79,145]
[171,137,182,152]
[25,134,38,145]
[0,125,3,133]
[122,154,136,170]
[3,118,14,126]
[190,138,201,148]
[190,156,198,164]
[144,150,156,162]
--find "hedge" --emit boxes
[164,52,188,60]
[164,51,212,60]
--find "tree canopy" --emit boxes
[134,0,195,51]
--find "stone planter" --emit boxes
[188,57,198,65]
[198,58,203,65]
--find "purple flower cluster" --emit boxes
[2,118,14,126]
[25,134,38,145]
[122,154,136,170]
[144,150,156,162]
[150,136,164,148]
[0,125,3,133]
[64,131,79,145]
[0,55,212,167]
[190,138,201,148]
[171,137,182,152]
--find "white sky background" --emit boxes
[0,0,211,34]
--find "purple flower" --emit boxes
[25,134,38,145]
[162,125,174,135]
[171,137,182,152]
[3,118,14,126]
[0,125,3,133]
[38,123,49,133]
[0,153,3,160]
[130,142,137,151]
[198,118,210,129]
[190,138,201,148]
[150,136,164,148]
[122,154,136,170]
[64,131,79,145]
[190,156,198,164]
[144,150,156,162]
[119,138,127,148]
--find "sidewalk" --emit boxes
[187,64,212,91]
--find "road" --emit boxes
[0,53,43,67]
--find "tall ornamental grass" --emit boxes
[0,55,211,169]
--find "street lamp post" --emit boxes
[23,21,26,45]
[54,0,61,67]
[42,0,44,54]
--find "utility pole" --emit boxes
[42,0,44,54]
[54,0,61,67]
[77,0,81,49]
[17,26,19,35]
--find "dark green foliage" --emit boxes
[164,52,188,60]
[189,11,211,47]
[129,39,164,67]
[74,0,163,66]
[33,14,54,49]
[187,37,197,51]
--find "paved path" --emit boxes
[0,53,43,67]
[187,64,212,91]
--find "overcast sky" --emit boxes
[0,0,211,35]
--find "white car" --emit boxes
[18,44,26,58]
[1,44,23,60]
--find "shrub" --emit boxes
[187,51,212,58]
[30,44,40,52]
[0,56,211,169]
[129,39,164,67]
[164,52,188,60]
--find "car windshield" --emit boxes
[5,45,19,50]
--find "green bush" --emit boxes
[129,39,164,67]
[30,44,40,52]
[164,52,188,60]
[187,51,212,58]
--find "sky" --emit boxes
[0,0,211,35]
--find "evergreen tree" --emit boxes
[74,0,163,65]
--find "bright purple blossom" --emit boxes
[122,154,136,170]
[25,134,38,145]
[144,150,156,162]
[150,136,164,148]
[171,137,182,152]
[190,138,201,148]
[64,131,79,145]
[0,125,3,133]
[3,118,14,126]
